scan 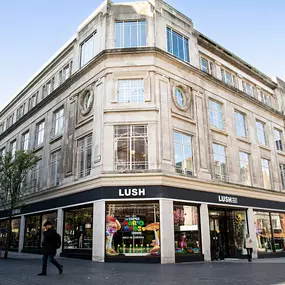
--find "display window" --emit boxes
[173,204,201,255]
[24,212,57,250]
[63,206,93,250]
[254,211,274,252]
[105,203,160,257]
[271,212,285,251]
[0,218,20,249]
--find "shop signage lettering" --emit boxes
[218,195,238,204]
[118,188,146,197]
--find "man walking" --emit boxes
[38,221,63,276]
[245,233,253,262]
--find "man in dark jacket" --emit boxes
[38,221,63,276]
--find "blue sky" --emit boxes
[0,0,284,110]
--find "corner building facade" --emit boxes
[1,0,285,263]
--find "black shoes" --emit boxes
[37,272,47,276]
[59,265,63,274]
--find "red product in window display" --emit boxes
[65,224,72,231]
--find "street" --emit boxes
[1,255,285,285]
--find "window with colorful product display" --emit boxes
[105,203,160,257]
[64,206,93,250]
[173,204,201,254]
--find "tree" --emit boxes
[0,150,38,258]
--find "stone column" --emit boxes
[200,203,211,261]
[56,208,64,255]
[18,215,26,252]
[160,199,175,264]
[92,201,105,262]
[247,207,258,259]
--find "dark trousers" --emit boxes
[246,248,253,261]
[42,254,61,274]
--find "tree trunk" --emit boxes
[4,216,12,259]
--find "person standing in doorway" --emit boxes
[38,221,63,276]
[245,233,253,262]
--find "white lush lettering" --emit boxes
[118,188,146,197]
[218,195,238,204]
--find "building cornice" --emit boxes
[195,31,277,90]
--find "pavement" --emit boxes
[1,253,285,285]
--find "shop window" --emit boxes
[105,203,160,257]
[0,220,8,248]
[114,125,148,171]
[254,212,273,252]
[271,213,285,251]
[24,212,57,251]
[173,204,201,255]
[63,206,93,250]
[24,215,41,249]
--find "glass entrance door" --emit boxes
[209,209,248,260]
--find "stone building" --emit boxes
[1,0,285,263]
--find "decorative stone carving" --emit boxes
[172,84,191,111]
[79,87,94,116]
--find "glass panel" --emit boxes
[201,58,208,72]
[175,88,184,107]
[81,35,94,67]
[256,121,266,145]
[24,215,41,248]
[167,28,189,62]
[0,219,8,248]
[167,27,172,53]
[174,205,201,254]
[235,111,246,137]
[64,206,93,249]
[106,203,160,257]
[254,212,273,252]
[231,211,248,256]
[261,158,271,189]
[239,151,251,185]
[10,219,20,249]
[275,129,283,151]
[271,213,285,251]
[115,22,123,48]
[209,100,223,129]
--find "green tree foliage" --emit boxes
[0,150,38,258]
